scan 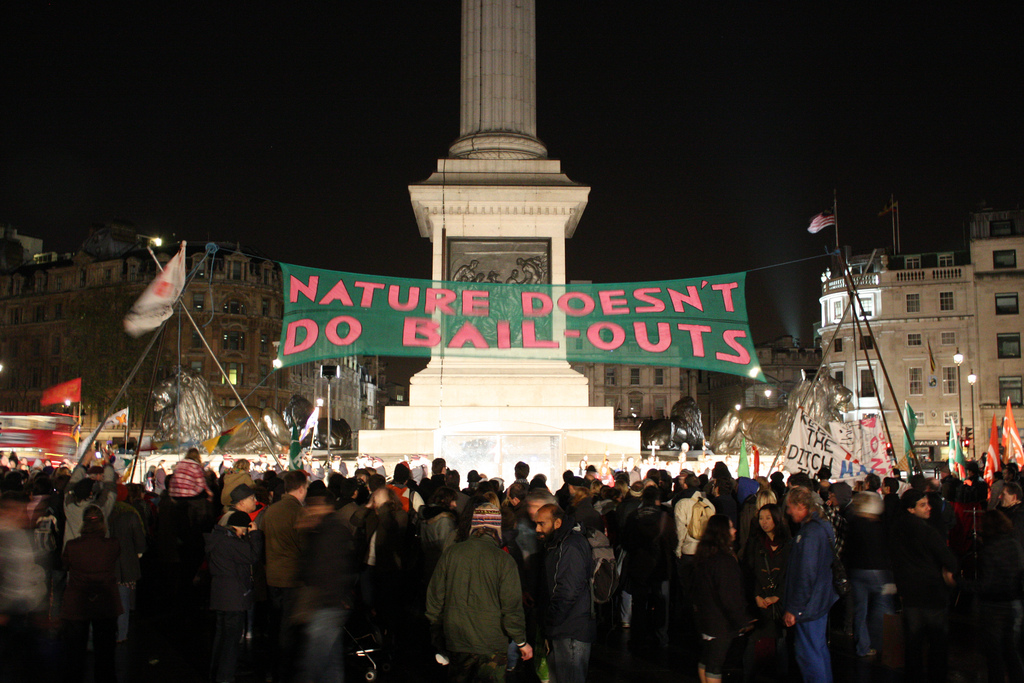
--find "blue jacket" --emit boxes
[782,516,837,622]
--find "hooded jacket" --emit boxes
[542,518,596,643]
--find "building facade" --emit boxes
[816,209,1023,463]
[0,223,379,445]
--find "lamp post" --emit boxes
[315,398,324,452]
[954,348,964,447]
[968,370,978,460]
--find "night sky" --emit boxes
[4,3,1022,351]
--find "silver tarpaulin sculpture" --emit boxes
[708,375,853,455]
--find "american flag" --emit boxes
[807,210,837,234]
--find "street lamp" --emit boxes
[968,370,978,460]
[953,348,964,448]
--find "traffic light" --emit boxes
[963,427,974,448]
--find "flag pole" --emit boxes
[895,197,901,253]
[833,188,839,251]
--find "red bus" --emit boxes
[0,412,78,465]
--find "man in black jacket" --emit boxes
[891,489,957,682]
[205,511,263,683]
[535,504,595,683]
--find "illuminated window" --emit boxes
[223,299,245,315]
[193,293,204,310]
[222,331,246,351]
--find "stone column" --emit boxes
[449,0,547,159]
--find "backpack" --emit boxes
[34,511,58,555]
[687,494,714,541]
[581,526,618,605]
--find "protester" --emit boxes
[742,503,791,682]
[108,497,146,643]
[782,486,838,683]
[220,458,256,512]
[621,485,675,651]
[844,491,894,659]
[535,503,595,683]
[296,491,358,683]
[694,514,753,683]
[263,469,309,682]
[426,502,533,681]
[64,448,117,548]
[420,486,459,584]
[206,509,264,683]
[0,491,48,680]
[62,504,121,683]
[962,509,1024,683]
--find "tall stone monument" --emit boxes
[359,0,639,479]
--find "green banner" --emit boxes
[278,263,764,380]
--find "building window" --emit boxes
[906,293,920,313]
[191,330,203,349]
[832,299,843,322]
[260,365,269,380]
[222,331,246,351]
[991,220,1016,237]
[999,333,1022,359]
[941,331,956,346]
[51,336,60,356]
[34,305,45,322]
[9,308,20,325]
[997,293,1020,315]
[262,298,270,316]
[260,334,270,353]
[905,255,921,269]
[937,253,954,267]
[834,370,844,386]
[50,366,60,385]
[859,335,875,350]
[628,393,643,417]
[942,366,957,395]
[604,367,616,386]
[224,362,243,386]
[191,360,203,374]
[1001,376,1023,406]
[908,367,923,396]
[193,293,204,310]
[856,296,874,318]
[943,410,960,425]
[859,369,876,399]
[834,337,843,353]
[907,333,922,347]
[654,368,664,386]
[654,397,666,419]
[54,303,62,319]
[939,291,954,311]
[223,299,245,315]
[55,275,63,290]
[994,249,1017,269]
[229,261,243,281]
[629,368,640,386]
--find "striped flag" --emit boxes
[1005,398,1024,468]
[878,198,899,216]
[807,210,837,234]
[984,413,1001,488]
[948,420,966,479]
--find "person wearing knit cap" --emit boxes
[426,502,532,680]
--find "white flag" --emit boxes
[102,408,129,429]
[123,241,187,337]
[300,406,320,443]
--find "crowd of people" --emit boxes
[0,446,1022,683]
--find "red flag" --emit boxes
[1005,398,1024,469]
[752,443,761,477]
[40,378,81,406]
[984,413,1001,488]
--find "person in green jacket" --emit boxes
[426,502,533,682]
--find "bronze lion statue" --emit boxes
[638,396,706,451]
[708,375,853,455]
[282,395,353,450]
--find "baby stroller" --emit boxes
[345,609,391,681]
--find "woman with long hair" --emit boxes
[742,504,792,682]
[693,514,753,683]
